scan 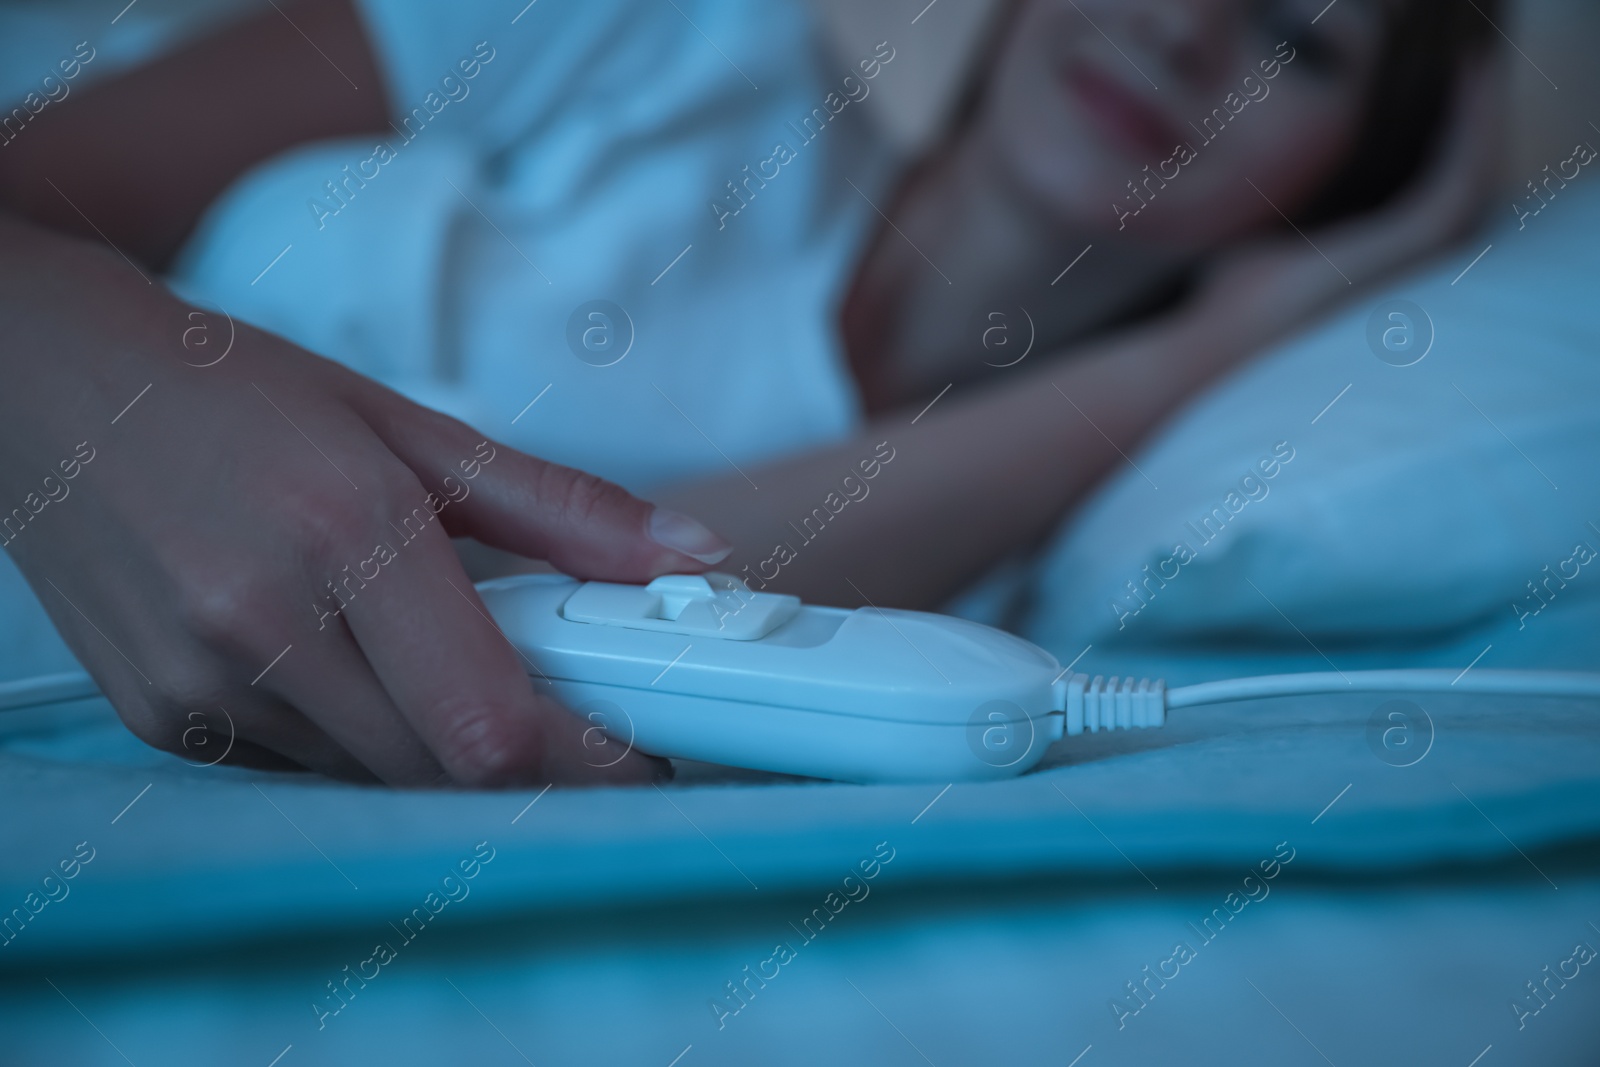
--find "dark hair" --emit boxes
[1299,0,1499,225]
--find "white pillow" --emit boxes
[1020,185,1600,684]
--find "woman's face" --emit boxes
[977,0,1391,249]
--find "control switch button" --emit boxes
[561,572,800,640]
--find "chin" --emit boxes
[987,118,1137,235]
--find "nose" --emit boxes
[1123,0,1239,87]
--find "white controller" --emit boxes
[478,572,1076,783]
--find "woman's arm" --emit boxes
[0,1,733,783]
[654,303,1247,612]
[0,0,386,270]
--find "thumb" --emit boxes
[359,395,733,581]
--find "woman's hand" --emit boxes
[1191,52,1506,351]
[0,217,730,786]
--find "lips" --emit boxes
[1063,62,1183,161]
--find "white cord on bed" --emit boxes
[1060,669,1600,735]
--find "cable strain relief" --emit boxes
[1061,674,1166,735]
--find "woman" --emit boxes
[0,0,1499,785]
[659,0,1501,608]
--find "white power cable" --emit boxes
[1059,669,1600,735]
[1166,669,1600,708]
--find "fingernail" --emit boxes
[648,507,732,564]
